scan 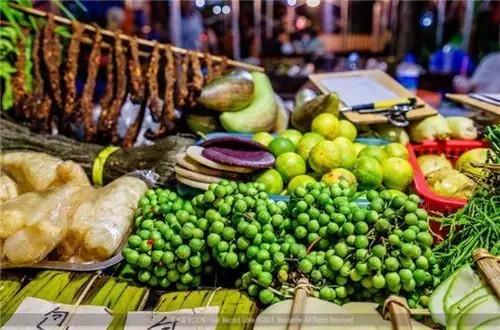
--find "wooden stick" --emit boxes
[474,248,500,299]
[8,3,264,72]
[287,277,309,330]
[383,295,413,330]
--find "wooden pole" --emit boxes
[265,0,274,39]
[436,0,446,47]
[169,0,182,47]
[8,3,264,72]
[231,0,241,60]
[253,0,262,57]
[462,0,474,52]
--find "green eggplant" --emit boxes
[198,70,254,112]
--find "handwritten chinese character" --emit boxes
[147,316,178,330]
[36,306,69,329]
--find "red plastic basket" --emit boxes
[407,139,489,214]
[407,139,489,241]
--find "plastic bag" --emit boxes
[0,183,88,265]
[0,173,18,202]
[59,176,148,261]
[0,152,90,192]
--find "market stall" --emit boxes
[0,2,499,329]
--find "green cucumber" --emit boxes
[429,264,470,325]
[444,264,481,315]
[475,316,500,330]
[448,285,490,320]
[457,295,500,330]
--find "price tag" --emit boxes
[124,306,219,330]
[3,297,112,330]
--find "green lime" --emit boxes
[311,113,339,140]
[269,137,295,157]
[288,175,317,193]
[322,168,357,188]
[332,136,356,168]
[279,129,303,146]
[338,120,357,141]
[358,146,387,164]
[252,132,274,147]
[309,140,341,174]
[254,169,283,194]
[354,143,367,156]
[384,143,409,159]
[381,157,413,191]
[275,152,307,182]
[296,132,325,161]
[352,156,383,189]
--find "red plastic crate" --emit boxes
[407,139,489,214]
[407,139,489,240]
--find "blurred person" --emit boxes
[453,52,500,94]
[180,0,203,50]
[106,6,125,30]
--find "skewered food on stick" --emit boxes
[146,41,162,121]
[42,15,63,109]
[128,36,145,103]
[81,28,102,140]
[62,21,84,132]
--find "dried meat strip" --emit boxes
[144,44,176,140]
[163,44,176,125]
[176,52,189,108]
[190,52,204,91]
[213,56,228,78]
[62,21,84,131]
[204,53,214,83]
[42,15,63,109]
[28,29,44,127]
[187,51,204,107]
[81,29,102,140]
[12,33,27,119]
[100,50,115,112]
[128,36,144,103]
[146,41,161,122]
[99,30,127,144]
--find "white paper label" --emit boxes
[319,76,398,106]
[3,297,113,330]
[124,306,220,330]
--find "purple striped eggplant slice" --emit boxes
[202,146,275,169]
[200,136,270,152]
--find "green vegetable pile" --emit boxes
[121,180,440,308]
[121,188,210,290]
[434,125,500,280]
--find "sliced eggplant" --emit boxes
[176,173,211,190]
[175,165,223,183]
[202,147,274,169]
[186,146,255,174]
[176,153,241,179]
[200,135,270,152]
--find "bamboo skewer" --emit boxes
[8,3,264,72]
[474,248,500,299]
[383,296,413,330]
[287,278,310,330]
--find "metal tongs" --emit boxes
[341,97,423,127]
